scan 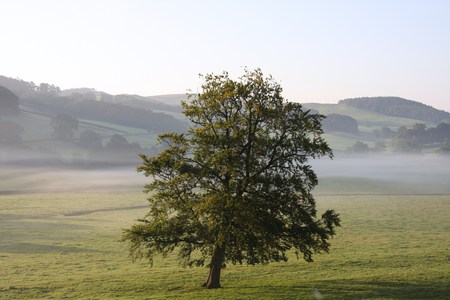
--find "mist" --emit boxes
[0,165,146,195]
[312,154,450,194]
[1,152,449,195]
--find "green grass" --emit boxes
[1,190,449,299]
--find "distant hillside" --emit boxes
[111,94,182,113]
[0,85,20,115]
[339,97,450,124]
[61,89,183,113]
[0,76,186,132]
[146,94,187,106]
[20,94,186,133]
[2,74,449,157]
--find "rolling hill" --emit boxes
[1,75,449,165]
[339,96,450,124]
[303,98,450,153]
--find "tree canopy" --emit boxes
[123,69,340,289]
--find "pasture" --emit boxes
[1,186,448,299]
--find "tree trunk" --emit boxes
[203,244,225,289]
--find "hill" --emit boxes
[146,94,187,106]
[2,74,449,158]
[302,100,450,153]
[20,93,186,133]
[0,85,20,114]
[339,96,450,124]
[0,76,185,167]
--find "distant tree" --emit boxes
[0,86,20,115]
[379,126,394,138]
[37,83,61,95]
[100,134,144,165]
[123,69,340,289]
[322,113,359,134]
[78,130,103,149]
[50,114,78,140]
[392,138,422,153]
[105,134,129,149]
[372,141,386,152]
[347,141,370,153]
[437,139,450,154]
[427,123,450,144]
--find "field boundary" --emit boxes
[63,205,147,216]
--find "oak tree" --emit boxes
[123,69,340,289]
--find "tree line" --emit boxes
[348,122,450,154]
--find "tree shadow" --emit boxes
[231,279,448,299]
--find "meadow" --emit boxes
[1,181,448,299]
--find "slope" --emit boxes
[339,96,450,124]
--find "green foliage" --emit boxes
[123,69,340,287]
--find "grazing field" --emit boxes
[0,191,449,299]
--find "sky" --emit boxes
[1,0,450,112]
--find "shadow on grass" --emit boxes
[230,280,448,299]
[316,279,449,299]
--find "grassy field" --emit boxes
[1,188,448,299]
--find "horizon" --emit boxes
[1,0,449,112]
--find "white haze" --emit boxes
[312,154,450,194]
[0,166,147,194]
[1,153,449,195]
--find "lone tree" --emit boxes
[123,69,340,289]
[50,114,78,140]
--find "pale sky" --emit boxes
[1,0,449,112]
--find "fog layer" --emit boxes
[1,154,449,195]
[0,166,146,194]
[312,154,450,194]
